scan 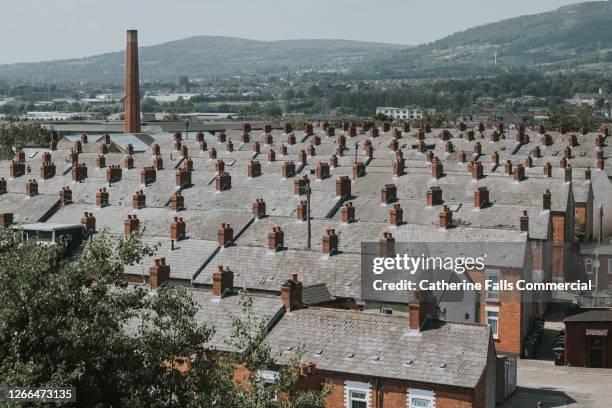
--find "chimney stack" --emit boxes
[132,190,146,209]
[171,192,185,211]
[296,200,307,221]
[426,186,442,206]
[439,205,452,228]
[281,273,303,312]
[124,30,140,133]
[81,212,96,233]
[252,198,266,218]
[322,229,338,255]
[268,227,284,251]
[25,179,38,197]
[213,265,234,297]
[0,213,14,228]
[379,232,395,256]
[474,187,489,209]
[336,176,351,197]
[409,290,439,330]
[149,257,170,289]
[381,184,397,204]
[565,165,572,183]
[432,158,444,179]
[520,210,529,233]
[96,188,109,207]
[543,190,551,210]
[218,223,233,247]
[124,214,139,236]
[390,204,403,226]
[59,187,72,205]
[170,217,186,241]
[341,202,355,223]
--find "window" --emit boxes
[486,270,500,302]
[257,370,278,401]
[608,259,612,274]
[380,307,393,315]
[408,388,435,408]
[486,307,499,339]
[345,381,370,408]
[585,257,593,274]
[349,390,367,408]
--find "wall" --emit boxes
[322,371,478,408]
[564,321,612,368]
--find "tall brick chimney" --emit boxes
[124,30,141,133]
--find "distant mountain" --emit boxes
[380,0,612,77]
[1,1,611,84]
[0,36,405,84]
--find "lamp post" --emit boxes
[185,120,190,140]
[354,141,359,163]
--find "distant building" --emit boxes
[23,111,97,121]
[375,107,433,120]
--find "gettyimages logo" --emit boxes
[372,253,487,275]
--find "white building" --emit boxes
[375,107,433,120]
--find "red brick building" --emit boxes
[564,310,612,368]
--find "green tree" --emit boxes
[0,229,327,407]
[0,121,51,160]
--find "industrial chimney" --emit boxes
[124,30,141,133]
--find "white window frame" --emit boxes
[257,370,278,401]
[486,306,500,340]
[585,257,593,274]
[345,381,370,408]
[408,388,435,408]
[486,269,500,302]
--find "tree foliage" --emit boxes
[0,229,327,407]
[0,121,51,159]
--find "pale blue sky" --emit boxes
[0,0,594,64]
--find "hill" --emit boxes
[1,1,612,83]
[379,1,612,77]
[0,36,405,84]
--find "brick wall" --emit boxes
[322,371,477,408]
[471,267,524,355]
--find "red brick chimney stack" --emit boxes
[218,223,233,247]
[213,265,234,297]
[520,210,529,233]
[322,229,339,255]
[149,257,170,289]
[124,214,140,236]
[124,30,141,133]
[409,290,439,330]
[342,202,355,223]
[81,212,96,233]
[268,227,284,251]
[252,198,266,218]
[281,273,303,312]
[0,213,13,228]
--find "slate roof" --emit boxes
[564,310,612,323]
[266,307,490,388]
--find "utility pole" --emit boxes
[599,205,604,243]
[185,120,189,140]
[354,141,359,163]
[302,185,312,250]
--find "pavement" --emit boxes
[501,320,612,408]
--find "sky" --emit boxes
[0,0,595,64]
